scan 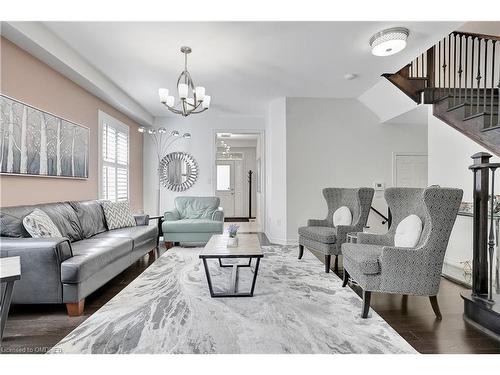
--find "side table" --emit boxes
[1,256,21,342]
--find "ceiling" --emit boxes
[38,22,460,118]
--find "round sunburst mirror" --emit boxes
[159,152,199,192]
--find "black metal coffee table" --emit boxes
[199,234,263,298]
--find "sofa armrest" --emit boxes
[133,214,150,226]
[307,219,329,227]
[212,208,224,222]
[164,210,180,221]
[0,237,72,303]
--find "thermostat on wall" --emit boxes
[373,181,385,191]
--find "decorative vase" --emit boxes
[227,236,239,247]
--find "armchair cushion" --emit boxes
[394,214,422,248]
[163,219,223,233]
[333,206,352,227]
[342,243,383,275]
[174,197,220,220]
[298,226,337,243]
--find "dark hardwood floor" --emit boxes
[1,242,499,354]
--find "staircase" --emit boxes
[383,31,500,156]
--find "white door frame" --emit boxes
[212,129,266,228]
[392,152,428,187]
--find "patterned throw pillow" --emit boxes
[101,201,136,230]
[23,209,63,238]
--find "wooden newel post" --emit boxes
[470,152,492,297]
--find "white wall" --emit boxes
[143,114,265,217]
[265,98,288,244]
[285,98,428,243]
[428,107,500,201]
[427,106,499,283]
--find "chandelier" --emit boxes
[158,46,211,117]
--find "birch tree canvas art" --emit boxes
[0,95,89,178]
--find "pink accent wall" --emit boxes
[0,37,144,212]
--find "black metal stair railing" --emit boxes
[408,31,500,130]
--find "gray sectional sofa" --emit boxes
[0,200,158,316]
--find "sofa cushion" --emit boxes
[342,243,383,275]
[102,201,136,230]
[70,200,108,238]
[92,225,158,248]
[23,209,62,238]
[298,226,337,243]
[163,219,223,233]
[61,237,133,283]
[174,197,220,219]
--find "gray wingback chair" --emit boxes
[341,186,463,319]
[298,188,374,273]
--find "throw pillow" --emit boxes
[333,206,352,227]
[394,214,423,248]
[102,201,136,230]
[23,209,63,238]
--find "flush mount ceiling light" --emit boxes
[370,27,409,57]
[158,46,211,117]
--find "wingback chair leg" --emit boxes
[429,295,442,320]
[298,245,304,259]
[324,255,331,273]
[342,269,349,287]
[361,291,371,318]
[334,255,339,274]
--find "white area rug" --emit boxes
[50,245,417,354]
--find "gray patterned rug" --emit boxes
[50,245,416,354]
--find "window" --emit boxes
[99,111,129,202]
[216,164,231,191]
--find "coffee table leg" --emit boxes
[231,264,239,293]
[249,257,261,296]
[202,258,215,298]
[0,281,15,341]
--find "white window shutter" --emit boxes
[100,113,129,202]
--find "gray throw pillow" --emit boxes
[70,200,108,238]
[23,209,63,238]
[102,201,136,230]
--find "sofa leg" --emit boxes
[148,249,156,258]
[164,241,173,250]
[174,241,180,247]
[429,295,442,320]
[324,254,331,273]
[361,291,371,318]
[66,299,85,317]
[334,255,339,274]
[298,244,304,259]
[342,269,349,287]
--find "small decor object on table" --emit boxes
[227,224,239,247]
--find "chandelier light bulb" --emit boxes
[166,96,175,107]
[138,126,146,133]
[148,129,156,135]
[178,83,189,99]
[158,127,167,134]
[370,27,409,57]
[195,86,205,101]
[183,133,191,139]
[202,95,211,109]
[171,130,180,137]
[159,88,169,103]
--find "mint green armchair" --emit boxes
[162,197,224,246]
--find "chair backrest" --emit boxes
[385,187,463,251]
[322,188,374,227]
[174,196,220,219]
